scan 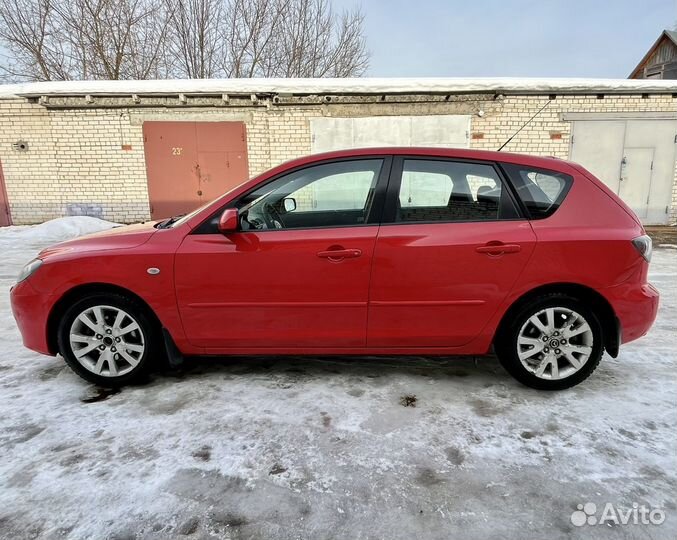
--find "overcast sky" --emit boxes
[337,0,676,78]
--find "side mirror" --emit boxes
[218,208,239,233]
[282,197,297,212]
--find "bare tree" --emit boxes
[0,0,74,81]
[268,0,368,77]
[165,0,223,78]
[217,0,368,77]
[56,0,171,79]
[0,0,369,81]
[220,0,290,77]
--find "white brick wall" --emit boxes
[1,93,676,224]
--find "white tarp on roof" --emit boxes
[2,77,677,98]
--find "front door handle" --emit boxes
[476,242,521,255]
[317,248,362,261]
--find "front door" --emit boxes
[367,157,537,347]
[175,157,390,349]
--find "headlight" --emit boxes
[17,259,43,283]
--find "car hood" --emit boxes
[38,221,159,259]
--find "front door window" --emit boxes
[237,159,383,230]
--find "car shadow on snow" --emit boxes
[152,353,507,384]
[45,349,625,403]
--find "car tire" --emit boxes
[495,293,604,390]
[57,293,159,386]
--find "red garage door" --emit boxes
[142,121,249,220]
[0,160,11,227]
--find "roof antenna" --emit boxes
[497,100,552,151]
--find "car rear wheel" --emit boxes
[496,294,604,390]
[57,293,158,386]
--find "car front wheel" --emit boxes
[496,294,604,390]
[57,293,158,386]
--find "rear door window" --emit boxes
[393,159,519,222]
[501,163,573,219]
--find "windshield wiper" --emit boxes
[155,214,185,229]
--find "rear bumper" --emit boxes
[602,281,659,345]
[10,279,56,356]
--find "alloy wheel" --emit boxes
[68,305,145,377]
[516,306,594,380]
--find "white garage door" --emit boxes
[570,118,677,225]
[310,115,470,153]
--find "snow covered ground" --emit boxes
[0,219,675,540]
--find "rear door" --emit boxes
[367,157,537,347]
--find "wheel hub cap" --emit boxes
[516,306,594,380]
[68,305,145,377]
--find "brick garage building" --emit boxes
[0,78,676,226]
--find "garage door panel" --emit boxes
[312,119,354,153]
[624,120,676,224]
[352,116,411,148]
[143,121,249,219]
[222,151,249,196]
[0,160,11,226]
[620,147,654,219]
[196,122,246,152]
[143,122,199,220]
[197,150,249,204]
[409,115,470,147]
[570,119,676,225]
[311,115,470,154]
[571,121,625,194]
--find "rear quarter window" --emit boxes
[501,163,573,219]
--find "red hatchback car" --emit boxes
[11,148,659,390]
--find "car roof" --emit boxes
[280,147,577,173]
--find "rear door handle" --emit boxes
[317,248,362,260]
[476,243,521,255]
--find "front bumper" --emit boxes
[10,279,56,356]
[602,281,659,345]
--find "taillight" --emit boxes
[632,235,652,262]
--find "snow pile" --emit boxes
[0,216,119,245]
[3,77,677,98]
